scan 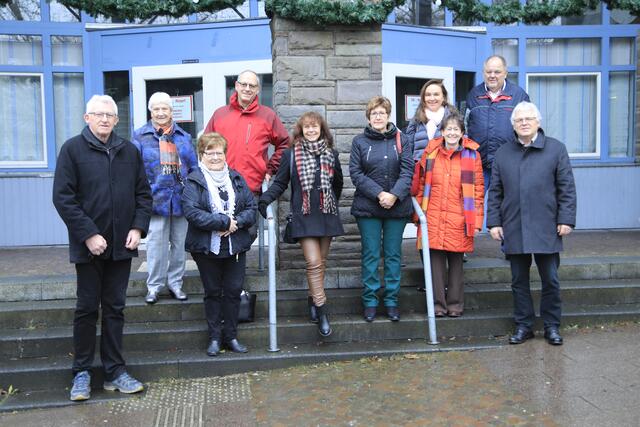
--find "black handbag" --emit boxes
[281,213,296,244]
[238,290,257,323]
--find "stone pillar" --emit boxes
[270,16,382,268]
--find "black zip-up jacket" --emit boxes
[53,126,152,263]
[349,124,414,219]
[182,168,257,256]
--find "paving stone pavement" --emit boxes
[2,322,639,426]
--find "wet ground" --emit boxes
[2,321,639,426]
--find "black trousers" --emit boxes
[509,253,561,331]
[192,252,246,342]
[73,258,131,381]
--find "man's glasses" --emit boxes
[236,81,258,90]
[87,112,117,119]
[513,117,538,124]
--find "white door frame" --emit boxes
[382,63,455,125]
[382,63,454,238]
[131,59,272,131]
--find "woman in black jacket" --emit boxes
[349,96,414,322]
[259,112,344,337]
[182,132,257,357]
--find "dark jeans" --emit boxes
[192,252,246,342]
[509,253,562,331]
[73,258,131,381]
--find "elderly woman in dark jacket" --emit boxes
[259,112,344,337]
[182,132,257,357]
[405,79,456,162]
[350,96,414,322]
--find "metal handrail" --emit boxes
[263,181,280,352]
[411,197,439,345]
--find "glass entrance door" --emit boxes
[145,78,203,144]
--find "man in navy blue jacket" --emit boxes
[53,94,152,402]
[465,55,530,190]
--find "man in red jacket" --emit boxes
[204,70,289,194]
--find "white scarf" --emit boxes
[425,106,446,141]
[199,162,236,255]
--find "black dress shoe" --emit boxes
[224,339,248,353]
[363,307,376,322]
[544,328,563,346]
[207,339,220,357]
[386,306,400,322]
[509,328,534,344]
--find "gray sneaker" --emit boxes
[103,372,144,394]
[70,370,91,401]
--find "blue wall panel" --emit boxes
[573,165,640,229]
[95,21,272,70]
[382,25,485,71]
[0,176,68,247]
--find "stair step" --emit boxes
[2,280,640,330]
[3,303,640,359]
[0,337,503,405]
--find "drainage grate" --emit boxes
[109,374,251,417]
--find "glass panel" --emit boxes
[53,73,85,154]
[507,72,518,86]
[610,38,634,66]
[0,74,44,163]
[394,0,445,26]
[610,9,640,25]
[103,71,131,140]
[145,78,204,146]
[198,0,250,22]
[0,0,41,21]
[51,36,83,66]
[492,39,518,66]
[0,34,43,66]
[526,38,601,66]
[609,72,633,158]
[542,4,601,25]
[528,74,598,155]
[49,0,80,22]
[225,73,273,108]
[258,0,267,17]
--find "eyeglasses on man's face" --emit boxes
[513,116,538,125]
[87,112,117,120]
[203,151,225,158]
[236,81,258,91]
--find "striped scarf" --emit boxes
[419,143,477,244]
[295,139,337,215]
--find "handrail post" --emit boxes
[412,197,439,345]
[258,215,265,271]
[263,181,280,352]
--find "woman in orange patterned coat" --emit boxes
[413,114,484,317]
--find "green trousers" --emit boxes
[356,217,407,308]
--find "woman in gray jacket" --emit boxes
[349,96,414,322]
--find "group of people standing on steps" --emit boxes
[53,56,576,402]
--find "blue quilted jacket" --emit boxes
[132,121,198,217]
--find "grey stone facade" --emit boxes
[270,16,383,265]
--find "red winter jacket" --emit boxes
[204,93,289,192]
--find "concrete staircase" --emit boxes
[2,254,640,410]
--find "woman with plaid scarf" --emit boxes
[259,112,344,337]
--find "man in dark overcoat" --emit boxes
[53,94,152,401]
[487,101,577,346]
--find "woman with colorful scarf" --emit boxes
[182,133,257,357]
[259,112,344,337]
[413,114,484,317]
[405,80,457,162]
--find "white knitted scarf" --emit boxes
[199,162,235,255]
[425,106,446,141]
